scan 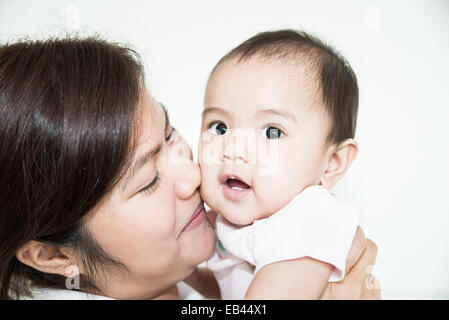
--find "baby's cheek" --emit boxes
[199,170,209,197]
[255,177,286,212]
[199,165,216,202]
[254,172,303,215]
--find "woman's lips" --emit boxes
[222,177,251,202]
[182,203,206,232]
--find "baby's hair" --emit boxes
[210,29,359,146]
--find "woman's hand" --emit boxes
[320,227,381,299]
[206,209,218,228]
[184,266,221,300]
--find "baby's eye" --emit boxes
[208,121,227,135]
[260,126,284,139]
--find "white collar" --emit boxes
[24,281,203,300]
[25,287,113,300]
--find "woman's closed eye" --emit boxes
[139,172,160,195]
[166,127,176,142]
[208,121,227,135]
[137,127,175,197]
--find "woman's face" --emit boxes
[84,89,216,299]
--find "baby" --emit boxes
[198,30,360,299]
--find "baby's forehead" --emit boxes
[219,53,317,76]
[207,56,323,110]
[212,55,320,96]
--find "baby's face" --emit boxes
[199,58,332,225]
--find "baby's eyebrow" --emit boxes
[202,107,230,118]
[256,108,297,124]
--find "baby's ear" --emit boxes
[319,138,358,189]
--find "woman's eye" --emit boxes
[208,122,227,135]
[261,126,284,139]
[166,127,176,142]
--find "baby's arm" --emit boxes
[245,257,333,299]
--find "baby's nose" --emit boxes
[221,129,256,164]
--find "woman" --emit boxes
[0,37,379,300]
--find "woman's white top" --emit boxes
[23,281,204,300]
[207,185,359,300]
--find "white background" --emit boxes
[1,0,448,299]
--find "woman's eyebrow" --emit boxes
[121,103,169,192]
[160,102,170,132]
[121,142,163,192]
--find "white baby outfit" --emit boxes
[207,185,359,300]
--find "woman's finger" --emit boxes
[346,239,378,283]
[320,238,380,300]
[345,227,367,274]
[357,239,381,299]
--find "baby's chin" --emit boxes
[200,184,268,226]
[215,200,265,227]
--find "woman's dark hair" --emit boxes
[210,29,359,146]
[0,36,144,299]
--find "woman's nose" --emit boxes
[172,138,201,200]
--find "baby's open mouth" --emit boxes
[226,177,251,191]
[222,176,251,202]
